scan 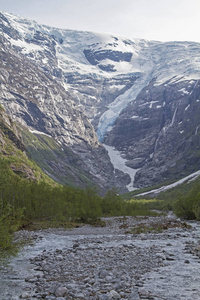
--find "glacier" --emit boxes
[1,11,200,190]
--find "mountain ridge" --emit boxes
[1,11,200,191]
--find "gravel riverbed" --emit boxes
[0,214,200,300]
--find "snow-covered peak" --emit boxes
[2,10,200,143]
[1,11,150,77]
[2,11,200,84]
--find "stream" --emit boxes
[0,215,200,300]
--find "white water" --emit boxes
[138,222,200,300]
[0,233,77,300]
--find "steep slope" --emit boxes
[1,12,200,191]
[0,105,53,182]
[0,13,130,192]
[105,78,200,188]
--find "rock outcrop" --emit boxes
[105,79,200,187]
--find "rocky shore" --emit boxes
[0,214,200,300]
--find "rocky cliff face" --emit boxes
[105,79,200,187]
[0,12,130,193]
[1,11,200,191]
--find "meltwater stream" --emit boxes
[0,218,200,300]
[0,233,78,300]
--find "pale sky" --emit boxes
[1,0,200,43]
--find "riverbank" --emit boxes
[0,214,200,299]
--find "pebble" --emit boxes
[184,259,190,264]
[1,215,200,300]
[55,287,68,297]
[19,292,30,299]
[107,290,121,299]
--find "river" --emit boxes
[0,215,199,299]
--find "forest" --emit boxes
[0,152,200,256]
[0,155,154,254]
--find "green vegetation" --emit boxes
[1,149,200,258]
[1,110,199,260]
[0,163,158,257]
[0,112,159,258]
[153,176,200,220]
[124,175,200,221]
[173,183,200,220]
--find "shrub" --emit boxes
[173,187,200,220]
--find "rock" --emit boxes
[3,215,198,300]
[48,284,60,295]
[45,296,56,300]
[166,256,175,261]
[25,276,36,282]
[98,294,109,300]
[99,270,109,278]
[105,79,200,189]
[130,291,140,299]
[105,275,113,281]
[54,287,68,297]
[184,260,190,264]
[74,292,85,298]
[107,290,121,299]
[130,292,141,300]
[19,293,30,299]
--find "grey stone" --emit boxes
[74,293,85,298]
[130,291,140,300]
[107,290,121,299]
[98,294,109,300]
[55,287,68,297]
[19,293,30,299]
[25,276,36,282]
[99,270,110,278]
[48,284,60,294]
[185,260,190,264]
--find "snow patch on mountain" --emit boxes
[103,144,139,191]
[136,170,200,196]
[9,38,43,53]
[29,129,52,137]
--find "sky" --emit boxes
[0,0,200,43]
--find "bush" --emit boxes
[173,186,200,220]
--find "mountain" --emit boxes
[0,12,129,193]
[0,11,200,192]
[0,104,54,183]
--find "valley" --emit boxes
[0,12,200,192]
[0,8,200,300]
